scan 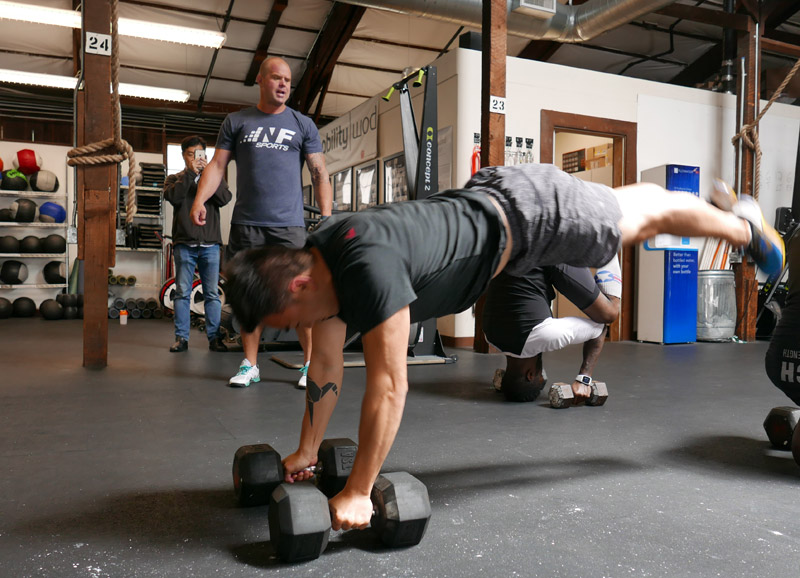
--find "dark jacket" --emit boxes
[163,169,232,246]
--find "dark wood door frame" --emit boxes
[540,110,638,341]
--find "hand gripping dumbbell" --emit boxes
[268,471,431,563]
[232,438,357,507]
[763,406,800,450]
[549,375,608,409]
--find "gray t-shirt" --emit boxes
[216,106,322,227]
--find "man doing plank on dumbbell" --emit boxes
[223,163,784,532]
[484,258,621,403]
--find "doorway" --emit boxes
[540,110,638,341]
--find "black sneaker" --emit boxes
[170,338,188,352]
[209,337,228,352]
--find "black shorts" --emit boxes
[483,265,600,355]
[765,335,800,405]
[226,224,306,261]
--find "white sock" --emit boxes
[594,254,622,299]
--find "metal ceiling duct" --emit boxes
[337,0,678,43]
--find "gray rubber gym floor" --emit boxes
[1,317,799,578]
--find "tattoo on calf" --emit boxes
[306,378,339,426]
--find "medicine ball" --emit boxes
[39,299,64,320]
[0,208,12,222]
[29,170,59,192]
[20,235,41,253]
[63,305,78,320]
[0,260,28,284]
[43,261,66,284]
[0,235,19,253]
[38,202,66,223]
[12,296,36,317]
[1,169,28,191]
[12,149,43,175]
[42,234,66,254]
[0,296,11,318]
[10,198,37,222]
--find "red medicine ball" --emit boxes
[13,149,43,175]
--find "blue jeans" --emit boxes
[173,243,221,342]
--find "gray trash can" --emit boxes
[696,270,736,341]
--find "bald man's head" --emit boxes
[256,57,292,110]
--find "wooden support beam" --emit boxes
[244,0,288,86]
[473,0,507,354]
[288,2,365,115]
[733,18,758,341]
[79,0,116,368]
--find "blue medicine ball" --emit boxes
[39,202,66,223]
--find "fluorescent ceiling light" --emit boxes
[0,1,226,49]
[0,69,191,103]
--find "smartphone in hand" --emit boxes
[194,149,207,161]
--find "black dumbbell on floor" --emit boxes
[268,471,431,563]
[549,380,609,408]
[763,406,800,450]
[232,438,357,507]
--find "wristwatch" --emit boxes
[576,374,592,385]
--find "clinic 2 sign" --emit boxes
[320,97,378,174]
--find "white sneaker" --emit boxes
[296,363,309,390]
[228,360,260,388]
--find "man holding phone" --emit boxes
[164,135,232,353]
[190,56,332,389]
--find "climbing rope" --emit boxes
[66,0,138,224]
[731,58,800,200]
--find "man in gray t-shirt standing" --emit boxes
[191,56,332,389]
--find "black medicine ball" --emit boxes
[0,208,13,222]
[12,297,36,317]
[0,296,11,318]
[29,170,59,192]
[42,234,66,254]
[10,198,36,222]
[0,260,28,284]
[20,235,41,253]
[39,299,64,320]
[63,305,78,320]
[1,169,28,191]
[0,235,19,253]
[43,261,66,285]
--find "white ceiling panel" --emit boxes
[338,39,434,74]
[0,20,72,58]
[354,9,455,50]
[329,64,397,99]
[280,0,332,30]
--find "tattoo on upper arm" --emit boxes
[305,378,339,426]
[306,153,328,181]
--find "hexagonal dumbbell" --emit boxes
[269,482,332,563]
[315,438,358,497]
[549,381,608,408]
[232,438,357,507]
[232,444,284,507]
[268,471,431,563]
[370,471,431,548]
[763,406,800,450]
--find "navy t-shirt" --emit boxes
[307,190,506,334]
[216,106,322,227]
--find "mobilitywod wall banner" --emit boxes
[320,96,378,174]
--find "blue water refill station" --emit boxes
[636,165,700,343]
